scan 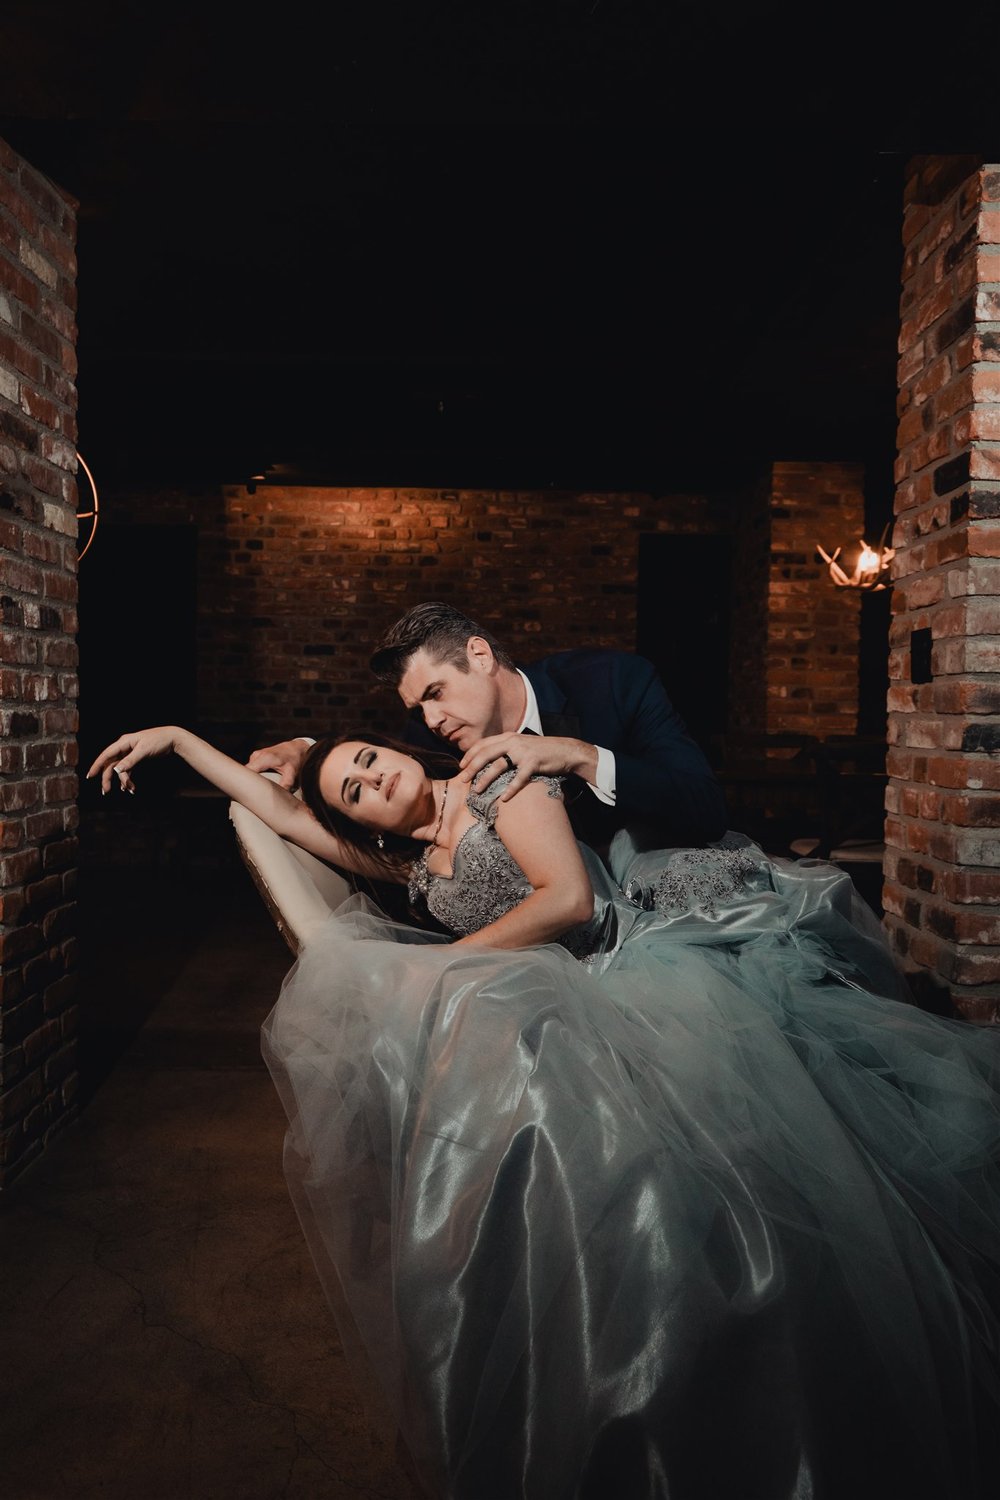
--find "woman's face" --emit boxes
[317,741,430,837]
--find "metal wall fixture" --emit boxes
[76,451,99,559]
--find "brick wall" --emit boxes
[884,156,1000,1022]
[0,138,79,1186]
[87,470,872,789]
[96,484,735,749]
[729,461,865,738]
[768,462,865,736]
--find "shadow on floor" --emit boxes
[1,848,421,1500]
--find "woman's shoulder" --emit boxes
[466,766,564,828]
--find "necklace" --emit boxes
[430,778,450,847]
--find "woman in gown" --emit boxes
[88,726,1000,1500]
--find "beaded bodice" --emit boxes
[406,770,764,961]
[408,770,567,940]
[407,770,629,964]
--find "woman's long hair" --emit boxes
[299,730,460,876]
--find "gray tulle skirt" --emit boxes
[262,840,1000,1500]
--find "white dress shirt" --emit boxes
[516,670,616,806]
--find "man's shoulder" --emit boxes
[524,649,654,684]
[523,650,663,723]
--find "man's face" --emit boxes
[397,642,503,751]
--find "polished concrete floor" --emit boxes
[1,842,421,1500]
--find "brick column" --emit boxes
[0,138,79,1185]
[884,156,1000,1022]
[729,461,865,737]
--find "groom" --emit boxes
[249,601,727,853]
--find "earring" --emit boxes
[375,833,385,849]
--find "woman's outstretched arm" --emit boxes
[452,780,594,951]
[87,727,403,882]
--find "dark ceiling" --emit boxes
[0,2,998,499]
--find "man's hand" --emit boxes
[458,733,598,800]
[245,738,311,790]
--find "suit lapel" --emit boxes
[523,662,581,739]
[539,710,582,737]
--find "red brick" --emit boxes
[939,793,1000,826]
[932,679,1000,714]
[949,992,1000,1023]
[41,774,76,804]
[0,779,38,812]
[940,869,1000,903]
[948,947,1000,984]
[0,848,41,886]
[926,754,1000,790]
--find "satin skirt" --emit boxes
[261,847,1000,1500]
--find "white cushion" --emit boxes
[229,773,351,953]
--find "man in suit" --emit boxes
[249,602,726,853]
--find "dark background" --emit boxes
[3,2,997,508]
[2,3,999,777]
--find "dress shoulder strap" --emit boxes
[466,766,563,829]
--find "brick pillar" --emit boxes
[884,156,1000,1022]
[729,461,865,737]
[0,138,79,1185]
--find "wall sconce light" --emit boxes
[816,524,894,591]
[75,451,99,560]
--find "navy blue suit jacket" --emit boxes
[406,649,727,850]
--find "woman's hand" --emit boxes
[87,725,405,884]
[87,727,180,794]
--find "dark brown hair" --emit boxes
[369,601,516,687]
[298,731,459,876]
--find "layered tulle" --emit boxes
[262,840,1000,1500]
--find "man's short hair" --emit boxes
[370,601,516,686]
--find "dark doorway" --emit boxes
[77,524,198,777]
[636,534,733,757]
[857,587,891,736]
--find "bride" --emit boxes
[88,726,1000,1500]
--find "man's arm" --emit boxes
[600,655,727,844]
[459,654,726,846]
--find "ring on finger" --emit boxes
[501,751,517,772]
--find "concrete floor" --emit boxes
[1,843,421,1500]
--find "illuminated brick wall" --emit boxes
[884,155,1000,1021]
[729,461,865,738]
